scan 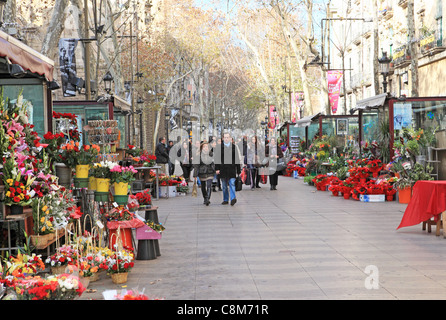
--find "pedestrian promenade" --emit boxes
[81,177,446,300]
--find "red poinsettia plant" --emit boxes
[134,189,151,206]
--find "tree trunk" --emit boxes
[407,0,418,97]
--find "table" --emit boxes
[133,166,161,201]
[397,180,446,236]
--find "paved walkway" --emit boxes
[80,176,446,300]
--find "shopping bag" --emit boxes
[276,157,287,172]
[259,167,268,184]
[235,175,243,191]
[240,167,247,183]
[191,179,198,197]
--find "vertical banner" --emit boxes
[291,92,304,122]
[327,70,343,114]
[59,39,78,97]
[268,105,279,129]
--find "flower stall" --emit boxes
[0,91,165,299]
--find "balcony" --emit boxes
[420,32,445,57]
[392,45,411,68]
[398,0,408,9]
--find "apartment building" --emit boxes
[329,0,446,113]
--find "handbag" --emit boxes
[259,167,268,184]
[276,157,287,172]
[244,169,252,185]
[240,167,247,183]
[235,175,243,191]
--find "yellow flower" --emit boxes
[46,220,52,227]
[5,191,11,197]
[42,205,48,212]
[6,179,13,185]
[41,226,46,232]
[40,217,45,223]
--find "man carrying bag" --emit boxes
[215,132,241,206]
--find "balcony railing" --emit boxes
[392,45,411,68]
[420,32,445,56]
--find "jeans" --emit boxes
[221,177,236,202]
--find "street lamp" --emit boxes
[378,51,391,94]
[103,71,114,94]
[260,116,268,141]
[165,109,170,141]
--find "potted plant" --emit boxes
[134,189,152,209]
[110,165,138,195]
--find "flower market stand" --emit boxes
[136,206,162,260]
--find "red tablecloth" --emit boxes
[397,180,446,229]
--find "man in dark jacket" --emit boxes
[215,132,241,206]
[155,137,169,175]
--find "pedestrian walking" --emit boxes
[193,141,215,206]
[167,140,174,175]
[177,140,192,182]
[245,135,262,190]
[215,132,241,206]
[155,137,169,175]
[265,137,283,190]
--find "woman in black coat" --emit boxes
[265,137,284,190]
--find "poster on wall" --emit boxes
[394,103,412,130]
[58,38,78,97]
[327,70,343,114]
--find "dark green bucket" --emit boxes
[94,191,109,202]
[74,178,89,188]
[113,194,129,205]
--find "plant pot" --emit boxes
[111,272,128,284]
[9,204,23,215]
[113,182,129,196]
[398,187,412,204]
[94,191,109,202]
[96,178,110,193]
[386,195,394,201]
[55,163,72,187]
[74,178,89,188]
[113,194,129,205]
[343,193,350,200]
[75,164,90,179]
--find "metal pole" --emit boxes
[84,0,91,100]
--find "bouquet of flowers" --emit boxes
[145,220,165,233]
[105,249,135,274]
[126,144,142,157]
[3,252,45,278]
[2,157,35,207]
[140,151,157,167]
[52,111,80,142]
[90,160,118,179]
[104,207,135,222]
[110,165,138,184]
[45,245,79,268]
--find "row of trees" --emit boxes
[5,0,329,149]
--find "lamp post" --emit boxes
[164,109,170,142]
[260,116,268,142]
[103,71,114,94]
[378,50,391,94]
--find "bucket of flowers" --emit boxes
[110,164,138,200]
